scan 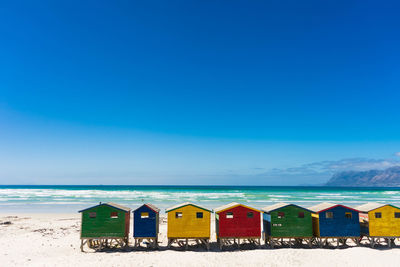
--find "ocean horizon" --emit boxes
[1,185,400,213]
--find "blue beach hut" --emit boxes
[309,202,360,247]
[133,203,160,248]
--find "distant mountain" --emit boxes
[325,166,400,187]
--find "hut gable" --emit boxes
[215,203,261,238]
[262,202,290,213]
[166,202,211,213]
[309,203,360,237]
[355,202,387,213]
[356,203,400,237]
[214,202,260,213]
[133,203,160,238]
[79,202,131,213]
[79,202,130,239]
[262,203,313,238]
[143,203,160,213]
[166,202,211,239]
[309,202,337,213]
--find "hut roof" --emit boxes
[354,202,397,212]
[309,202,359,213]
[165,202,212,213]
[214,202,261,213]
[134,203,160,213]
[262,202,289,213]
[79,202,131,213]
[262,202,313,213]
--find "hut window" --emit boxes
[375,212,382,219]
[345,212,352,219]
[110,212,118,218]
[89,212,96,218]
[395,212,400,218]
[247,212,254,218]
[226,212,234,219]
[298,212,304,218]
[277,212,285,218]
[196,212,203,218]
[141,212,149,218]
[326,212,333,219]
[175,212,182,218]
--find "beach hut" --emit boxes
[79,202,130,251]
[133,203,160,248]
[214,202,262,249]
[309,202,360,247]
[356,203,400,247]
[166,202,212,250]
[262,203,313,248]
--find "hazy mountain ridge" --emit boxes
[325,166,400,187]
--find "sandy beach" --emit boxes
[1,213,399,267]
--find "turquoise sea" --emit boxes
[1,185,400,213]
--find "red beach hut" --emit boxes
[215,202,261,249]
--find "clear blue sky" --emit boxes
[1,0,400,185]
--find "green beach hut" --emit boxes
[262,202,314,248]
[79,202,131,251]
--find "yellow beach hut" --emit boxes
[356,202,400,247]
[166,202,212,250]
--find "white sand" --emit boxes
[1,213,400,266]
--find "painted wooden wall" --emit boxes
[314,206,360,237]
[81,205,128,238]
[216,206,261,238]
[368,205,400,237]
[133,205,159,238]
[264,205,313,238]
[167,205,211,238]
